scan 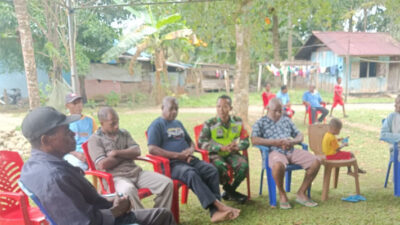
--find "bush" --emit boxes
[86,99,97,109]
[105,91,120,107]
[134,92,148,104]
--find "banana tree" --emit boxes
[102,12,195,104]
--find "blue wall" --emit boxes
[0,68,71,98]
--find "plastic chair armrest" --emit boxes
[85,170,116,193]
[194,148,209,162]
[146,154,172,177]
[136,156,163,174]
[0,191,26,202]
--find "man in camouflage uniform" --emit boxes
[198,95,249,204]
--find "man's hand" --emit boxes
[279,138,295,151]
[177,148,194,162]
[107,150,119,158]
[110,195,131,218]
[229,143,240,153]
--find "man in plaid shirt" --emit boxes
[251,98,321,209]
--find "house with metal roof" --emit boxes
[295,31,400,94]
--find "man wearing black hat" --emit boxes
[19,106,176,225]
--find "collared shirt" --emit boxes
[198,116,249,156]
[276,91,290,105]
[251,116,300,155]
[20,149,114,225]
[88,128,142,179]
[147,117,192,153]
[302,91,322,108]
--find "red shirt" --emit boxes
[262,92,276,107]
[334,84,343,99]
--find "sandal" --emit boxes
[279,201,292,210]
[295,198,318,207]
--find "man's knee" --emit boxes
[272,162,285,172]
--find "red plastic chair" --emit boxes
[0,150,48,225]
[145,132,188,224]
[193,124,251,199]
[82,142,162,200]
[304,102,327,125]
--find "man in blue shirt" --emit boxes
[19,106,175,225]
[302,84,328,124]
[380,95,400,160]
[148,96,240,223]
[276,85,295,118]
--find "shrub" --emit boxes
[105,91,120,107]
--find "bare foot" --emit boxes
[211,210,233,223]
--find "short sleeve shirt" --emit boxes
[302,91,322,107]
[88,128,142,178]
[276,91,290,105]
[334,84,343,99]
[69,115,97,152]
[251,116,300,155]
[147,117,192,153]
[322,132,339,156]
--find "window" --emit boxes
[359,62,376,78]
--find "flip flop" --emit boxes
[279,202,292,210]
[295,198,318,207]
[342,195,366,202]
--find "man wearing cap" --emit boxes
[64,93,97,170]
[88,107,173,210]
[19,106,176,225]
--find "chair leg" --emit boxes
[353,163,360,195]
[181,184,188,204]
[246,171,251,200]
[266,167,277,207]
[384,161,392,188]
[172,181,180,224]
[322,166,332,201]
[259,168,264,195]
[333,167,340,189]
[285,170,292,192]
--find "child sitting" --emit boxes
[322,118,366,175]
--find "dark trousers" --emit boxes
[115,208,176,225]
[311,107,328,124]
[170,157,220,215]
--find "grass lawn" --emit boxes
[105,107,400,225]
[178,89,394,108]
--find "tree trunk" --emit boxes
[233,23,250,128]
[287,12,293,61]
[272,10,280,65]
[348,16,353,32]
[14,0,40,109]
[154,48,165,104]
[363,8,367,31]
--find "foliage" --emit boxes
[85,99,97,109]
[105,91,120,107]
[133,92,148,104]
[38,82,53,106]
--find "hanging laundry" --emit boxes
[330,65,338,76]
[325,67,330,74]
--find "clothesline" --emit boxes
[356,57,400,64]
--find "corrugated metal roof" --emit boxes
[296,31,400,59]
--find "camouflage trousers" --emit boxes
[209,152,248,191]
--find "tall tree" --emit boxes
[13,0,40,109]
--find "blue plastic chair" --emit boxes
[256,144,311,207]
[383,142,400,196]
[18,180,58,225]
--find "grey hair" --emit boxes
[162,96,178,107]
[97,106,117,122]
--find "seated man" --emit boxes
[88,107,173,210]
[276,85,295,118]
[198,95,249,204]
[147,96,240,223]
[251,98,321,209]
[20,106,175,225]
[302,84,328,124]
[380,94,400,160]
[63,93,97,170]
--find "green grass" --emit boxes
[105,107,400,225]
[177,89,394,108]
